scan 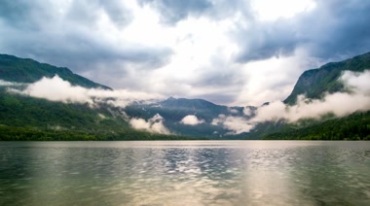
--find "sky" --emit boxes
[1,0,370,106]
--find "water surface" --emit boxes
[1,141,370,206]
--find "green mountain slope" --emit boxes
[0,55,201,140]
[0,87,127,131]
[259,52,370,140]
[0,54,110,89]
[284,52,370,104]
[263,111,370,140]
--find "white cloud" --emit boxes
[23,76,92,103]
[129,114,170,134]
[251,0,316,21]
[212,114,253,135]
[234,49,321,106]
[243,107,253,116]
[252,92,369,123]
[8,75,163,107]
[213,70,370,134]
[180,115,205,125]
[0,79,24,87]
[341,70,370,95]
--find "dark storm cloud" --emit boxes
[66,0,132,28]
[140,0,370,63]
[0,0,171,75]
[0,0,131,29]
[2,0,368,64]
[1,28,171,74]
[303,0,370,60]
[0,0,52,30]
[139,0,213,24]
[235,0,370,62]
[235,20,299,62]
[139,0,252,24]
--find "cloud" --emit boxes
[235,0,370,63]
[213,70,370,134]
[180,115,205,125]
[243,107,254,116]
[212,114,253,135]
[7,75,163,107]
[1,0,370,106]
[250,0,316,22]
[21,76,92,103]
[66,0,133,28]
[129,114,170,134]
[0,79,24,87]
[234,50,318,106]
[342,70,370,95]
[139,0,213,24]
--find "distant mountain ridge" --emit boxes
[0,54,110,89]
[0,52,369,140]
[124,97,254,138]
[284,51,370,104]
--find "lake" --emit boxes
[0,141,369,206]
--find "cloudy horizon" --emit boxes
[1,0,370,106]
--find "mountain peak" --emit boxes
[161,97,221,108]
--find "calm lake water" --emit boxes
[0,141,370,206]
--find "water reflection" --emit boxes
[290,145,370,205]
[0,141,370,205]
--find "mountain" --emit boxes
[0,53,249,139]
[0,54,110,89]
[0,85,199,141]
[0,81,138,140]
[284,51,370,104]
[0,54,121,136]
[126,97,245,122]
[0,54,201,140]
[265,52,370,140]
[0,87,128,131]
[124,97,255,138]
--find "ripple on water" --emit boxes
[0,141,370,206]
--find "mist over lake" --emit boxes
[1,141,369,206]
